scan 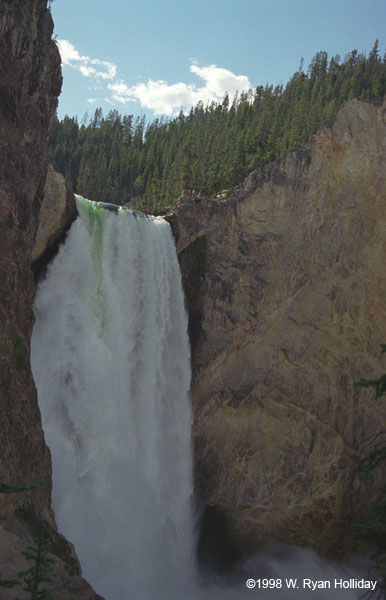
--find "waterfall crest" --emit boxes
[32,196,195,599]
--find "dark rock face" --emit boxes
[0,0,61,521]
[0,3,102,597]
[167,98,386,558]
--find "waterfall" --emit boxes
[32,196,196,599]
[32,196,372,600]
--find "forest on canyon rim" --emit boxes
[49,41,386,211]
[2,0,386,592]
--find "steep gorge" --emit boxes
[1,0,386,591]
[168,97,386,558]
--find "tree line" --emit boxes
[49,41,386,211]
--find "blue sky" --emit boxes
[52,0,386,121]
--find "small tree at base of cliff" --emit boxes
[18,531,55,600]
[0,478,54,599]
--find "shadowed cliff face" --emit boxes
[0,0,61,521]
[167,98,386,557]
[0,3,104,597]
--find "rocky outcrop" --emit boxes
[32,164,76,268]
[0,521,103,599]
[167,98,386,558]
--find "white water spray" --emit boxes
[32,197,196,599]
[32,196,372,600]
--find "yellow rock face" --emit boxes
[171,98,386,556]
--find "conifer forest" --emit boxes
[49,42,386,211]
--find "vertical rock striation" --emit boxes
[0,3,103,597]
[0,0,61,520]
[167,98,386,557]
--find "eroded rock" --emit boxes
[168,98,386,557]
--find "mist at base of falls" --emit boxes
[31,197,371,600]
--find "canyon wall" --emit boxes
[0,0,61,522]
[0,2,101,596]
[168,97,386,558]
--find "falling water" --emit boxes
[32,196,196,599]
[32,196,373,600]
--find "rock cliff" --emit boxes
[0,0,61,523]
[167,97,386,558]
[0,2,101,596]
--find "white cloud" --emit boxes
[107,63,252,116]
[58,39,252,117]
[57,39,117,81]
[190,64,251,98]
[108,79,198,116]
